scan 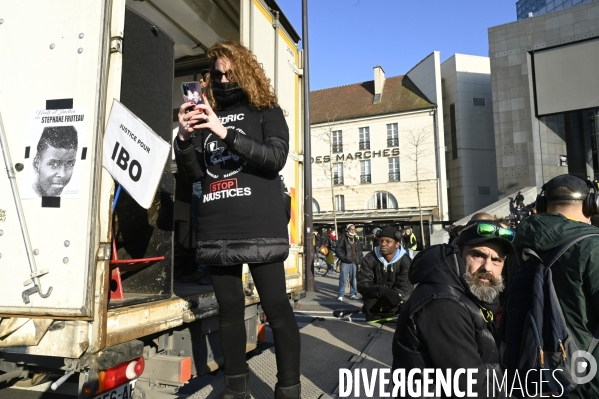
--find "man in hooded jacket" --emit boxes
[392,220,514,397]
[357,227,413,322]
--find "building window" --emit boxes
[360,160,371,183]
[387,123,399,147]
[367,192,398,210]
[332,130,343,153]
[335,195,345,212]
[450,103,458,160]
[473,97,486,107]
[312,199,320,213]
[333,162,344,185]
[388,157,400,181]
[359,127,370,150]
[478,187,491,196]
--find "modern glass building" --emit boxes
[516,0,596,20]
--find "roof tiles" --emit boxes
[309,75,435,125]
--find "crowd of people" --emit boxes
[171,38,597,399]
[314,175,598,398]
[392,174,599,398]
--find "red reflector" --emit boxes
[257,324,266,343]
[134,356,145,376]
[179,357,192,383]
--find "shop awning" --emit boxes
[313,206,438,224]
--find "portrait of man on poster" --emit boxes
[31,125,78,197]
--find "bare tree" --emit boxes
[403,127,434,249]
[312,114,359,236]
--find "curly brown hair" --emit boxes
[206,41,279,110]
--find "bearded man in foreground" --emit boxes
[391,220,514,398]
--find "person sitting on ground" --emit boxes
[357,227,413,322]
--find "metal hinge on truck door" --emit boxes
[0,111,53,304]
[110,36,123,53]
[97,242,111,261]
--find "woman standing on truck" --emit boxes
[173,41,300,399]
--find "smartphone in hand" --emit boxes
[181,81,203,107]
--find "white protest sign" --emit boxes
[102,100,170,209]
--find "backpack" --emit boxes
[503,234,599,396]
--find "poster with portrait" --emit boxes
[21,108,87,199]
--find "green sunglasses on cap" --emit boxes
[476,223,515,242]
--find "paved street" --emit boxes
[294,263,366,326]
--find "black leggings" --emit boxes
[209,261,300,387]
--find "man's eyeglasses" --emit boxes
[476,223,515,242]
[211,69,234,82]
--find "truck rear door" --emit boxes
[0,0,112,318]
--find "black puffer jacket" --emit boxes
[174,104,289,266]
[336,234,363,265]
[392,244,505,398]
[357,250,413,301]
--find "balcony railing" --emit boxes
[333,177,344,185]
[360,174,371,183]
[359,141,370,150]
[332,144,343,153]
[387,138,399,147]
[389,172,400,181]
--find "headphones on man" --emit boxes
[535,175,599,217]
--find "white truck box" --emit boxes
[0,0,305,397]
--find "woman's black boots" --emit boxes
[217,372,251,399]
[274,382,301,399]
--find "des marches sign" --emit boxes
[102,100,170,209]
[311,148,399,164]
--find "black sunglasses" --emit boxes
[211,69,235,82]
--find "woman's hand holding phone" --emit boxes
[178,94,227,141]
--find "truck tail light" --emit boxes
[97,356,145,394]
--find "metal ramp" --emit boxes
[184,319,395,399]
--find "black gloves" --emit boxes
[382,288,402,307]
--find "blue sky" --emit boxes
[276,0,517,91]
